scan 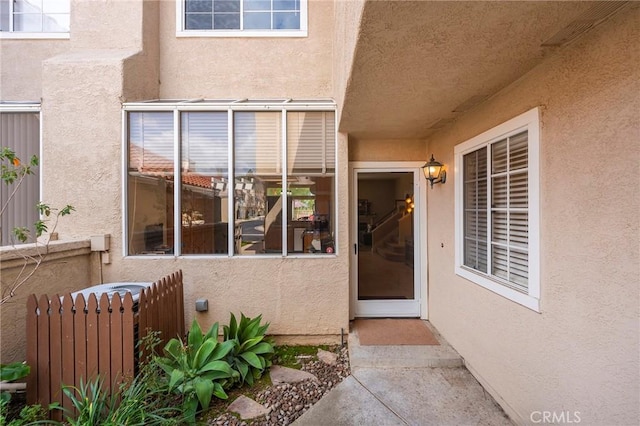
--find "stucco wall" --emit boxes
[0,240,95,363]
[0,41,70,100]
[425,8,639,425]
[157,0,334,98]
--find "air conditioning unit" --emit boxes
[70,282,153,304]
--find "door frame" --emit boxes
[349,161,428,319]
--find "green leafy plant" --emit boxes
[0,362,30,405]
[1,147,74,305]
[0,399,48,426]
[155,320,238,424]
[223,313,274,386]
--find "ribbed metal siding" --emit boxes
[0,112,40,246]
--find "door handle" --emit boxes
[354,243,357,255]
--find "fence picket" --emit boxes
[26,270,185,417]
[61,294,75,417]
[26,295,38,405]
[49,296,63,422]
[36,294,50,406]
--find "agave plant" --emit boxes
[223,313,274,386]
[155,320,238,424]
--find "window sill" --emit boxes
[176,29,307,38]
[0,32,69,40]
[455,266,540,312]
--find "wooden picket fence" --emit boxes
[25,270,185,420]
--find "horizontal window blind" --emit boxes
[0,112,40,246]
[286,111,335,174]
[181,112,228,173]
[234,112,281,175]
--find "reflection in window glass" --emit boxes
[180,112,229,255]
[8,0,70,32]
[286,111,335,254]
[182,0,302,31]
[234,112,281,255]
[127,112,175,255]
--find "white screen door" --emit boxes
[351,164,425,317]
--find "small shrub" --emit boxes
[223,313,274,387]
[155,320,238,424]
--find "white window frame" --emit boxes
[176,0,308,38]
[0,0,70,39]
[0,102,43,246]
[454,107,540,312]
[122,99,337,259]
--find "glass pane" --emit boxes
[491,244,508,281]
[274,0,297,10]
[509,249,528,290]
[491,211,508,244]
[244,0,270,11]
[14,14,42,31]
[509,172,528,208]
[273,12,299,29]
[214,13,239,29]
[43,13,69,31]
[287,111,335,173]
[491,138,507,174]
[15,0,42,13]
[0,0,10,31]
[42,0,69,13]
[492,175,507,208]
[0,113,40,246]
[180,112,229,255]
[186,0,212,13]
[186,13,213,30]
[287,177,334,254]
[510,211,528,248]
[243,11,270,29]
[128,112,175,255]
[234,112,281,255]
[509,131,528,171]
[214,0,239,12]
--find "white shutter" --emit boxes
[181,112,228,173]
[489,130,529,291]
[287,111,335,173]
[234,112,281,175]
[0,112,40,245]
[463,148,487,272]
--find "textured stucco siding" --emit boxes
[424,8,639,425]
[0,240,95,363]
[156,0,334,99]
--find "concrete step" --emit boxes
[348,321,463,370]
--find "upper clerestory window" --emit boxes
[0,0,69,39]
[177,0,307,37]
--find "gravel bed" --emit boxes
[208,346,350,426]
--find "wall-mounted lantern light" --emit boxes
[422,154,447,188]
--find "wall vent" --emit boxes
[541,1,629,47]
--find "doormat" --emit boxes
[354,319,440,346]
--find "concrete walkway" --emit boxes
[294,322,512,426]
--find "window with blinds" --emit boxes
[455,107,539,311]
[0,111,40,246]
[125,103,336,258]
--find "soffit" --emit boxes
[339,1,604,140]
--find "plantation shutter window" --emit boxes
[455,108,539,310]
[462,130,530,292]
